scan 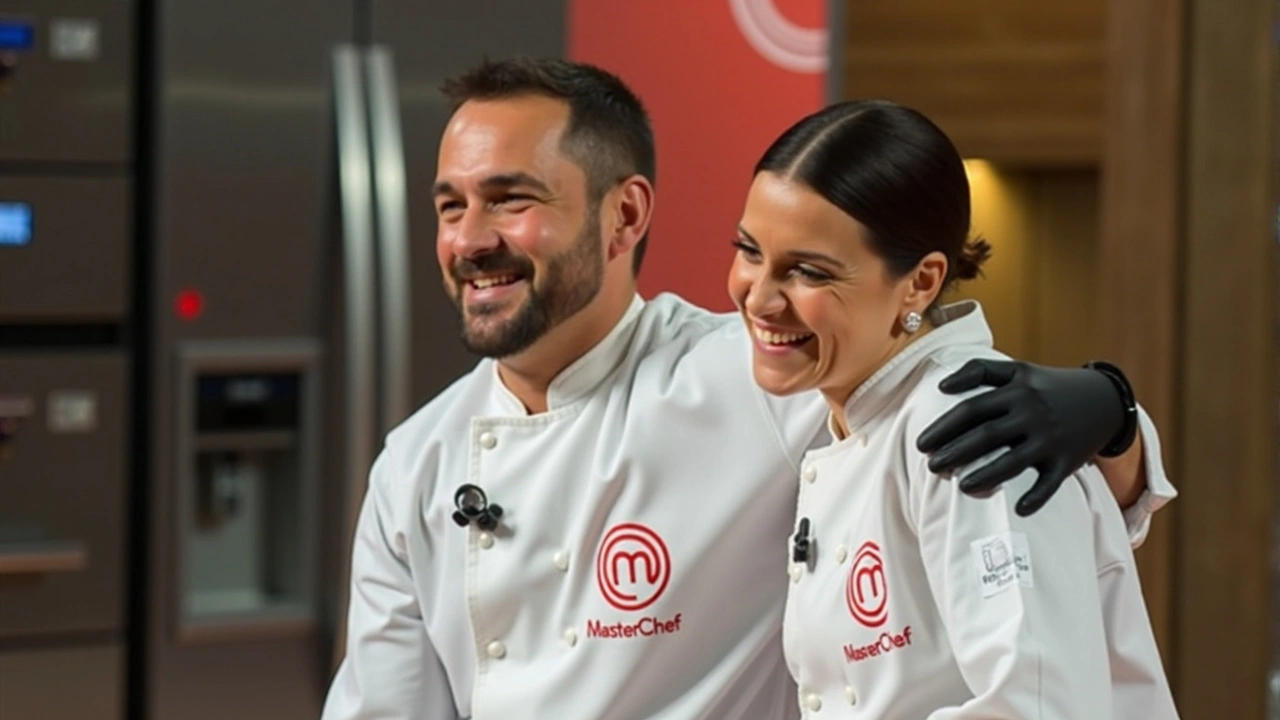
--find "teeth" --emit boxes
[753,325,813,345]
[471,275,518,290]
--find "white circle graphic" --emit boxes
[728,0,828,74]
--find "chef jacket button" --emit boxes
[553,551,569,571]
[563,628,578,647]
[845,687,857,705]
[478,532,494,549]
[478,431,497,449]
[789,564,803,583]
[835,545,848,563]
[805,693,822,711]
[486,640,506,659]
[802,467,817,483]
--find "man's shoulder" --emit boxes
[637,292,740,340]
[386,362,490,449]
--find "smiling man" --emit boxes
[321,57,1176,720]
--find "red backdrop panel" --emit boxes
[568,0,827,311]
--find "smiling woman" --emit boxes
[728,100,991,409]
[731,98,1180,718]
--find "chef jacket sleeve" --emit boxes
[1122,404,1177,548]
[321,449,458,720]
[911,452,1117,720]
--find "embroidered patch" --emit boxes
[970,532,1032,598]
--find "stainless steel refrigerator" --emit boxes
[0,0,565,718]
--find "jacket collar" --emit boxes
[829,300,993,438]
[492,294,647,414]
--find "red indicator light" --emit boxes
[175,289,205,322]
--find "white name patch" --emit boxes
[971,531,1032,599]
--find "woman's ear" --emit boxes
[903,251,948,312]
[606,174,656,263]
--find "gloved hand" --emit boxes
[915,359,1127,516]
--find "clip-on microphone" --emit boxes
[792,517,812,564]
[452,483,504,531]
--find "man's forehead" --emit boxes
[443,96,569,150]
[436,97,580,190]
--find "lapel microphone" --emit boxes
[792,517,812,564]
[452,483,504,531]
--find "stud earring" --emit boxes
[902,311,923,333]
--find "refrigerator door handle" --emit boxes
[0,540,88,576]
[364,46,412,432]
[329,44,377,668]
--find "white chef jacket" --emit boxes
[781,300,1179,719]
[321,293,1177,720]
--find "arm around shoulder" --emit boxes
[321,449,458,720]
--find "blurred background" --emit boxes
[0,0,1275,718]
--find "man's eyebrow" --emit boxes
[433,172,553,197]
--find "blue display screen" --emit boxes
[0,203,33,247]
[0,22,34,51]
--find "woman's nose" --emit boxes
[744,275,787,318]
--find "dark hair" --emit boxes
[440,57,656,276]
[754,100,991,295]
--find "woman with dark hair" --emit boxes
[728,100,1179,718]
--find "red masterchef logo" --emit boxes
[846,541,888,628]
[595,523,671,612]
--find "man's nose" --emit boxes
[448,207,501,258]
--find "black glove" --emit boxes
[915,359,1128,516]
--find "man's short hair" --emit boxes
[441,57,657,276]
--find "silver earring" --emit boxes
[902,311,923,333]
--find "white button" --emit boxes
[805,693,822,711]
[835,545,848,563]
[789,564,803,583]
[479,431,497,449]
[858,434,868,447]
[486,640,506,659]
[478,532,494,549]
[845,687,857,705]
[554,551,569,571]
[563,628,578,647]
[802,467,817,483]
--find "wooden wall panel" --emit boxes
[957,166,1101,366]
[1099,0,1185,665]
[842,0,1106,164]
[1175,0,1278,713]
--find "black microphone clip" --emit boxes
[792,517,811,564]
[452,483,504,531]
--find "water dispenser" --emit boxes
[173,340,319,642]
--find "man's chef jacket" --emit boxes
[321,293,1177,720]
[781,301,1179,719]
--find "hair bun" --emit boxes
[954,236,992,281]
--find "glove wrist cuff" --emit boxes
[1084,360,1138,457]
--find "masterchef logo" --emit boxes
[728,0,828,74]
[595,523,672,612]
[588,523,684,640]
[846,541,888,628]
[843,626,915,663]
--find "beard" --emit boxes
[450,213,604,359]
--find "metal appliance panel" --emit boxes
[0,1,134,164]
[0,645,123,720]
[153,4,343,342]
[146,0,351,718]
[370,0,568,409]
[0,351,127,637]
[0,176,131,322]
